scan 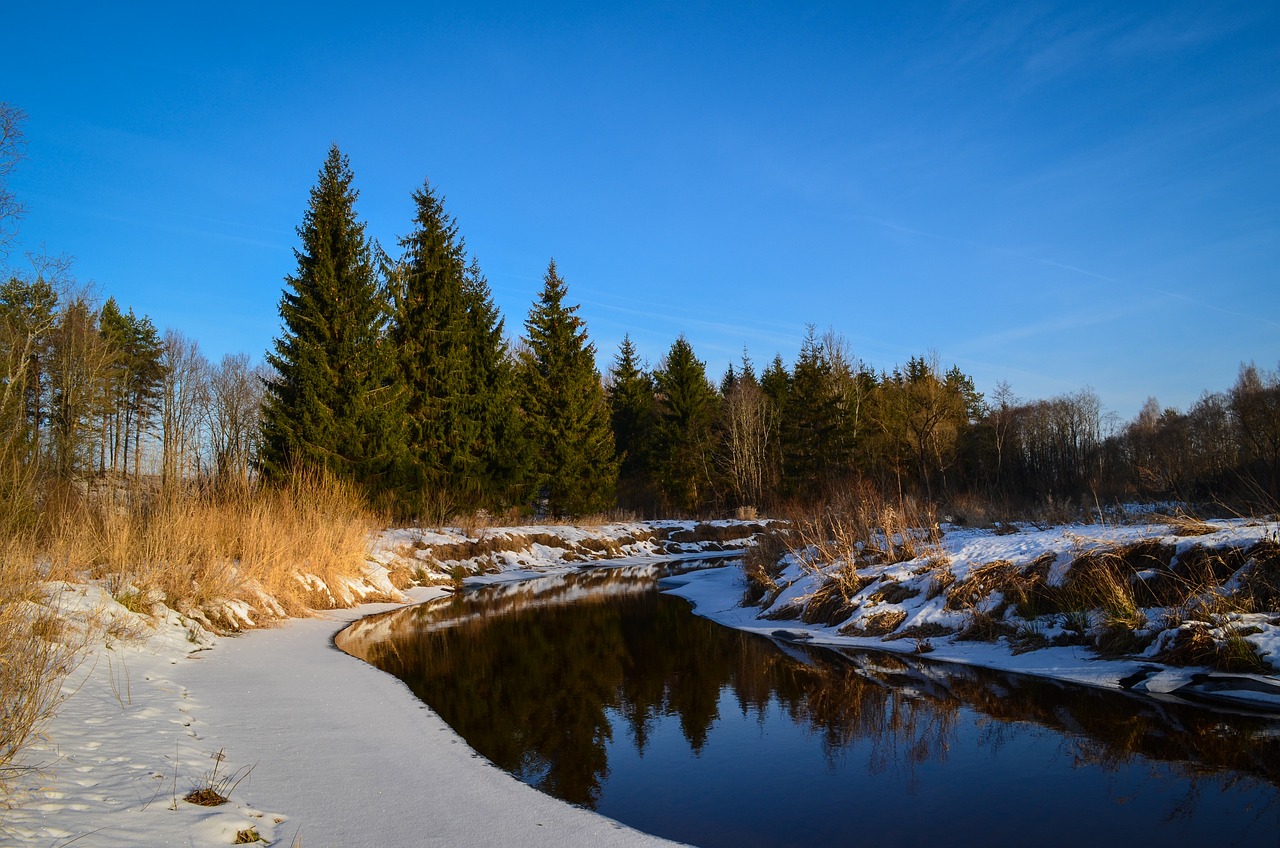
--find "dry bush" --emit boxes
[1239,540,1280,610]
[868,580,920,605]
[945,560,1037,613]
[924,568,956,600]
[801,580,862,627]
[956,609,1015,642]
[1151,621,1266,672]
[0,538,85,793]
[1045,544,1146,621]
[742,529,791,607]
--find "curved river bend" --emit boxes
[338,564,1280,848]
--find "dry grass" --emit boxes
[839,608,906,637]
[742,528,791,607]
[1152,511,1221,537]
[39,470,382,625]
[0,539,86,795]
[1,469,381,793]
[787,483,943,571]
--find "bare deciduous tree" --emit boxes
[719,373,772,507]
[0,103,28,259]
[159,330,209,490]
[206,353,266,487]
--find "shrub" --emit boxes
[0,540,85,793]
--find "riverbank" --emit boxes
[664,515,1280,713]
[2,581,692,848]
[3,521,759,847]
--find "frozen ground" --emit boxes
[3,581,684,847]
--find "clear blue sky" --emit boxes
[6,1,1278,422]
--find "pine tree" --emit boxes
[782,326,836,494]
[652,335,718,513]
[460,256,528,505]
[260,145,401,490]
[517,260,618,516]
[608,334,657,508]
[390,180,487,510]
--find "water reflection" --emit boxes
[339,567,1280,847]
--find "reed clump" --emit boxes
[32,468,382,626]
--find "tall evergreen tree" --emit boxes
[260,145,401,490]
[517,260,618,516]
[391,180,508,511]
[460,256,528,505]
[608,334,657,509]
[782,326,837,495]
[652,335,718,513]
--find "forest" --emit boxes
[3,133,1279,527]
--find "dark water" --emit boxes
[338,565,1280,848]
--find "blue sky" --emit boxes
[6,1,1278,421]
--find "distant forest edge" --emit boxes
[3,137,1278,521]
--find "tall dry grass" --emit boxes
[40,470,383,622]
[747,483,946,624]
[0,468,382,795]
[786,483,943,574]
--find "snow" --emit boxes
[4,583,683,847]
[663,516,1280,711]
[9,515,1279,846]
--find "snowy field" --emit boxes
[6,516,1279,846]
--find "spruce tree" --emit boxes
[782,325,837,494]
[758,354,790,502]
[460,256,528,505]
[652,335,718,513]
[391,180,507,511]
[517,260,618,516]
[260,145,401,490]
[608,334,657,508]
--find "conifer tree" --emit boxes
[517,260,618,516]
[608,334,657,508]
[782,326,837,494]
[460,256,528,505]
[260,145,401,490]
[390,180,502,511]
[652,335,718,513]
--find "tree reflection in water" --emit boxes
[339,567,1280,846]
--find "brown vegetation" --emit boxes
[0,469,382,790]
[744,493,1280,673]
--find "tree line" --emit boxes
[3,118,1277,521]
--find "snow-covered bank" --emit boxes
[3,593,691,848]
[663,516,1280,713]
[4,521,760,847]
